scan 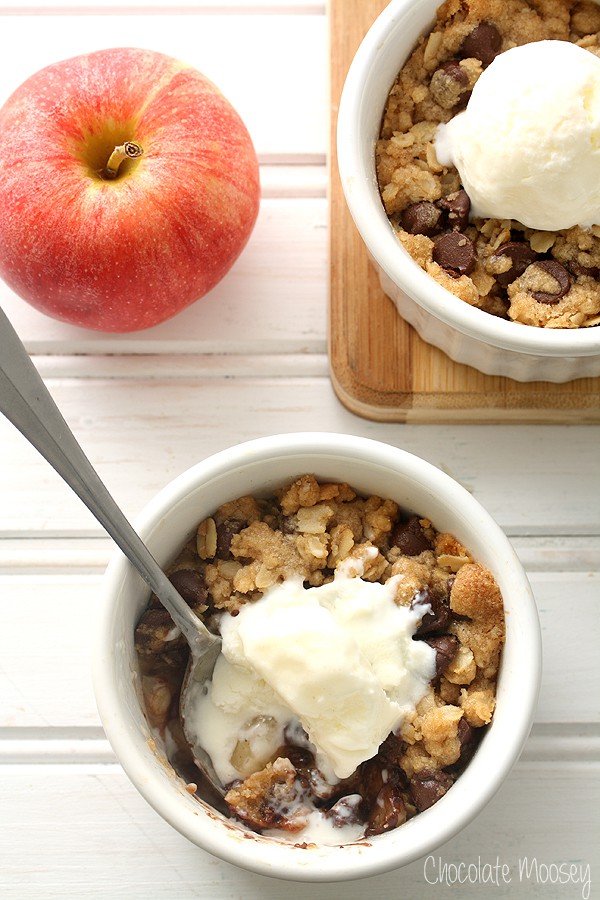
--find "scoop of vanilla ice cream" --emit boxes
[186,574,435,784]
[435,40,600,231]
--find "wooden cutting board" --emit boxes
[328,0,600,423]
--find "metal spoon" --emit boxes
[0,304,224,798]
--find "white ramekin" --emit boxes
[337,0,600,382]
[93,433,541,882]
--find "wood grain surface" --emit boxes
[328,0,600,423]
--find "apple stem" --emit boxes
[102,141,144,180]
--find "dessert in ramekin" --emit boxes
[94,433,541,881]
[337,0,600,380]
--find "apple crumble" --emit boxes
[376,0,600,328]
[134,475,505,842]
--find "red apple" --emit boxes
[0,47,260,331]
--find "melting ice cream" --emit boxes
[185,571,436,787]
[436,40,600,231]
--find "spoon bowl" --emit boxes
[0,304,224,798]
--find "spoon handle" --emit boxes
[0,305,210,649]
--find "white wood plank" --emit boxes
[0,378,599,534]
[0,577,102,728]
[0,196,328,354]
[2,534,598,574]
[2,723,598,764]
[0,538,112,572]
[0,14,326,159]
[0,732,112,763]
[534,572,600,724]
[260,164,326,197]
[0,569,598,728]
[509,534,600,573]
[0,763,597,898]
[31,353,331,380]
[2,2,325,10]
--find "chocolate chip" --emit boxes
[456,718,481,767]
[412,588,451,635]
[358,758,387,805]
[430,60,471,110]
[457,717,476,752]
[364,783,407,836]
[273,744,314,790]
[358,758,405,807]
[491,241,538,287]
[279,515,297,535]
[445,718,480,776]
[325,795,364,828]
[433,231,476,277]
[461,22,502,66]
[424,634,460,676]
[440,60,468,86]
[378,731,405,766]
[439,189,471,231]
[138,607,172,630]
[279,744,314,772]
[391,516,432,556]
[409,770,453,811]
[567,259,600,279]
[216,518,245,558]
[530,260,571,303]
[400,200,442,236]
[135,607,182,653]
[169,569,208,608]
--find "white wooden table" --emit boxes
[0,3,598,898]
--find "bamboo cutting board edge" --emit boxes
[328,0,600,423]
